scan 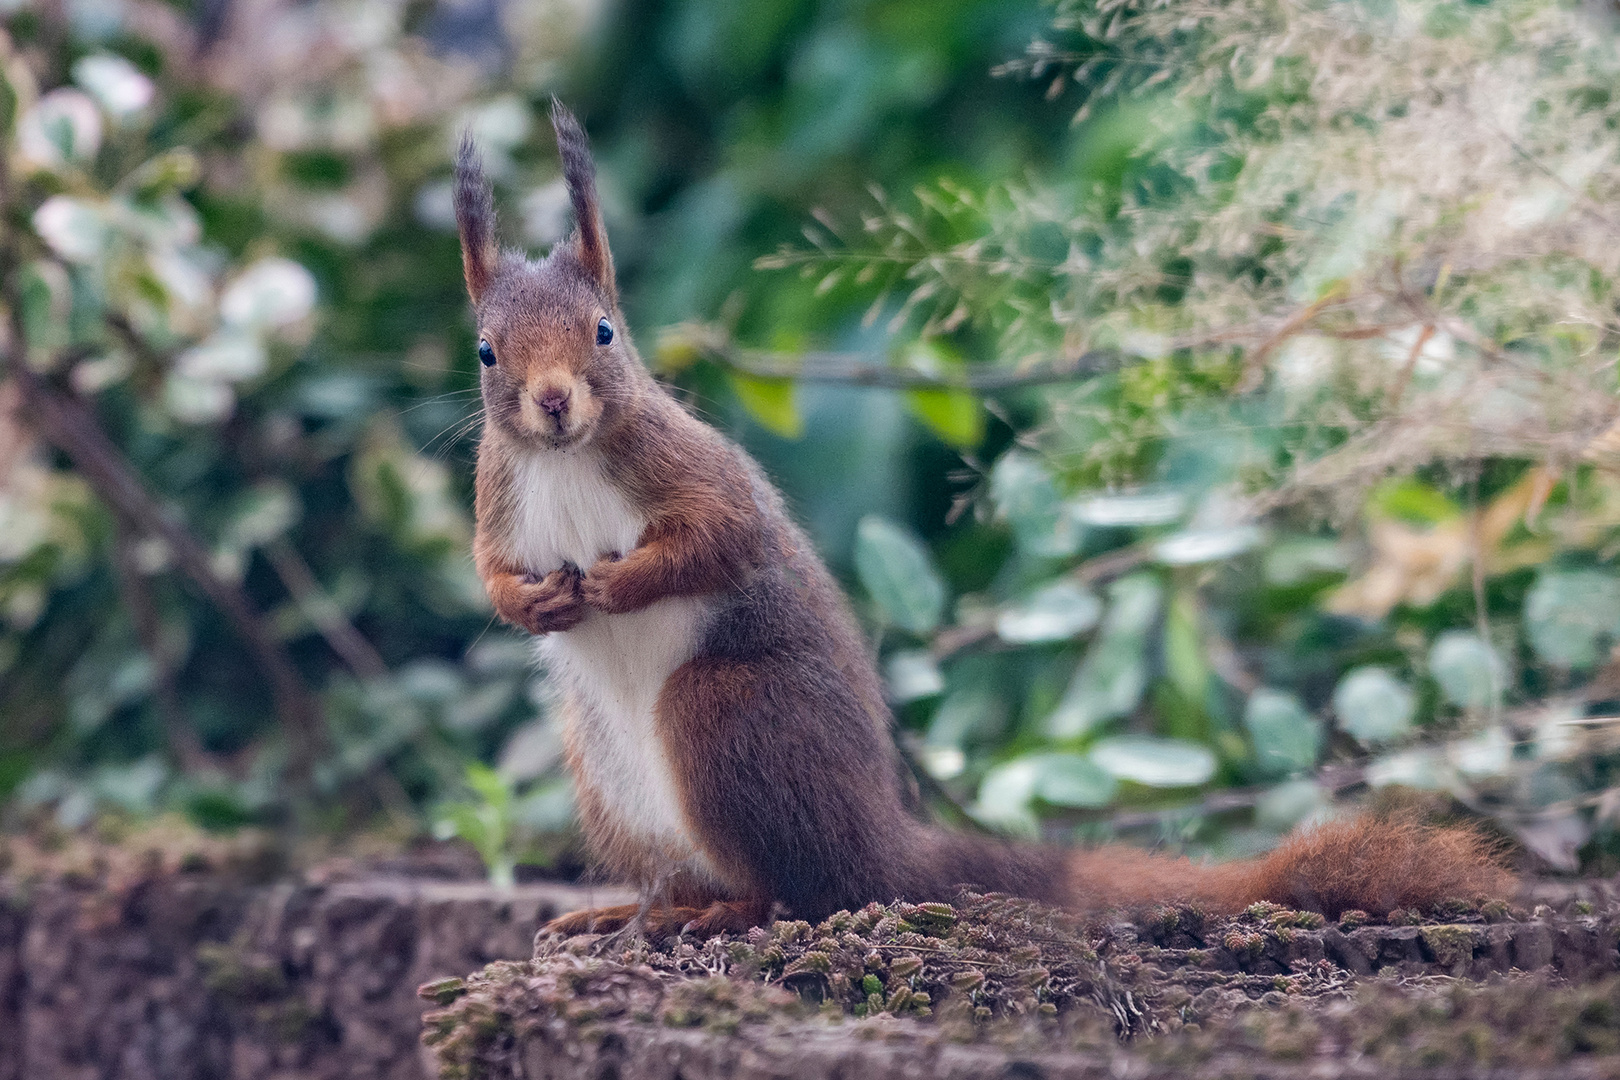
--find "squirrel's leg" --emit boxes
[541,695,769,940]
[655,653,907,924]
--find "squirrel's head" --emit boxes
[455,101,635,449]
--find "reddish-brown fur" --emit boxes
[457,103,1514,941]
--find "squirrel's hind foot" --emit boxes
[539,899,770,943]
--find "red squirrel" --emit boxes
[456,102,1511,939]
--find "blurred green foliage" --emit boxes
[6,0,1620,879]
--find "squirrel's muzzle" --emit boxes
[539,389,571,418]
[516,373,597,443]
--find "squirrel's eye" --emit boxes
[477,339,495,367]
[596,318,614,346]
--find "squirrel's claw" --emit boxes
[498,566,586,634]
[581,556,625,612]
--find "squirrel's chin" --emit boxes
[494,410,599,450]
[535,423,597,452]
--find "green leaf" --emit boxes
[223,481,300,551]
[0,65,15,138]
[1089,735,1216,788]
[1243,688,1321,777]
[1262,538,1349,586]
[32,196,107,264]
[970,757,1042,836]
[854,515,946,633]
[1163,589,1208,702]
[1153,526,1261,565]
[730,374,802,439]
[445,681,515,733]
[905,387,982,448]
[996,580,1101,643]
[1332,666,1415,745]
[1255,778,1329,832]
[92,757,168,815]
[18,261,71,354]
[464,762,511,812]
[1073,490,1186,527]
[1045,574,1161,738]
[1524,569,1620,670]
[989,451,1080,557]
[498,719,564,782]
[1428,631,1504,710]
[1451,725,1512,779]
[884,649,945,702]
[72,53,154,118]
[1032,752,1117,807]
[970,751,1119,834]
[512,778,575,833]
[1368,478,1460,526]
[126,149,202,198]
[926,684,1005,748]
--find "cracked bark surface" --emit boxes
[424,889,1620,1080]
[6,856,1620,1080]
[0,872,629,1080]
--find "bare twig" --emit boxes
[263,539,387,680]
[1236,288,1347,393]
[694,344,1128,392]
[108,515,215,774]
[1386,322,1434,413]
[1072,542,1153,585]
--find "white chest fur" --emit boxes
[508,448,644,576]
[507,449,715,885]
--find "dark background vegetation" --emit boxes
[5,0,1620,882]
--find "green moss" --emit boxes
[1419,925,1481,969]
[425,893,1620,1079]
[782,951,832,977]
[889,955,923,979]
[419,977,468,1007]
[197,940,286,1001]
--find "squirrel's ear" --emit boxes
[454,133,498,305]
[550,99,616,305]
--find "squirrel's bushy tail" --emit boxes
[1063,816,1512,917]
[909,816,1511,918]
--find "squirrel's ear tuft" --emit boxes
[454,132,498,305]
[550,99,616,304]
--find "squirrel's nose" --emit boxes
[538,389,571,418]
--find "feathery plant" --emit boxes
[761,0,1620,870]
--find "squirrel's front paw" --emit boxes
[500,566,586,634]
[581,554,631,613]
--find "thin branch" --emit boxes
[109,515,215,775]
[1,359,328,787]
[697,344,1129,392]
[263,539,387,681]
